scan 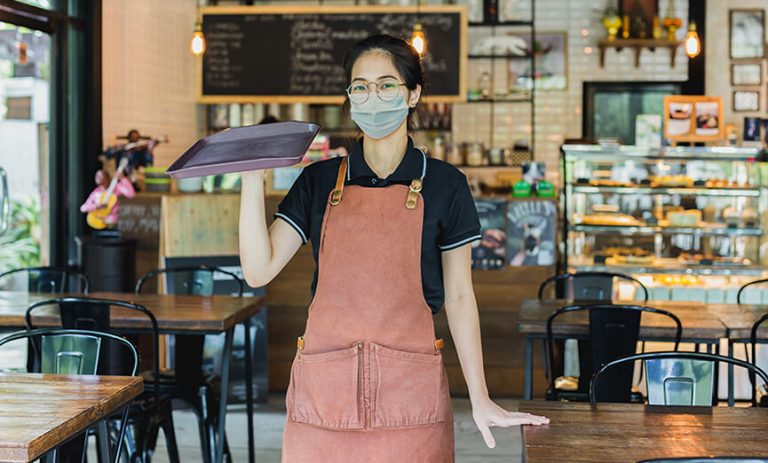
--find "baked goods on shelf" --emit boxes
[576,213,643,226]
[587,179,635,187]
[650,175,693,188]
[665,210,702,227]
[603,247,656,265]
[678,253,751,266]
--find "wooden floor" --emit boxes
[122,396,524,463]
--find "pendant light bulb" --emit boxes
[411,23,426,56]
[191,22,206,56]
[684,21,700,58]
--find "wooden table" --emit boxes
[517,299,732,400]
[520,400,768,462]
[0,291,266,463]
[0,373,143,463]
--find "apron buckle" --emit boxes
[297,336,305,350]
[434,338,444,350]
[330,190,343,206]
[405,179,423,210]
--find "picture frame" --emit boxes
[506,31,567,91]
[730,9,766,59]
[663,95,724,142]
[731,63,762,86]
[733,90,760,112]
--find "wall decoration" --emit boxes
[471,199,507,270]
[743,117,762,142]
[506,32,567,91]
[663,95,724,142]
[733,90,760,112]
[731,63,762,86]
[729,9,765,59]
[507,200,556,267]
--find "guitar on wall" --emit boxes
[86,157,130,230]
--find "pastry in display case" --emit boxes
[561,144,767,303]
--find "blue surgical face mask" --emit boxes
[350,93,409,139]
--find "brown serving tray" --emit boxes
[166,121,321,179]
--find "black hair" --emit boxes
[342,34,425,128]
[258,115,279,124]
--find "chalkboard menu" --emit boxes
[199,6,466,103]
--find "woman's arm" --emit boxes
[442,244,549,448]
[239,170,304,288]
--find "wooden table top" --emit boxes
[520,400,768,462]
[0,291,266,333]
[0,373,143,463]
[517,299,731,340]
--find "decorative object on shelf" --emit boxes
[663,95,724,143]
[601,6,623,41]
[512,179,531,197]
[466,140,486,166]
[731,63,762,86]
[662,0,681,42]
[729,9,766,59]
[619,0,658,38]
[652,15,662,39]
[684,21,700,58]
[506,32,567,91]
[507,200,556,266]
[622,15,631,39]
[478,71,492,99]
[472,199,507,270]
[733,91,761,112]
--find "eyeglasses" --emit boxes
[345,78,407,104]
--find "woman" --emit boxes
[239,34,548,462]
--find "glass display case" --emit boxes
[561,144,768,302]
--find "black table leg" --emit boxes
[216,328,234,463]
[244,320,255,463]
[524,336,534,400]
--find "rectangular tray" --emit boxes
[166,121,322,179]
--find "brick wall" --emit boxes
[102,0,204,167]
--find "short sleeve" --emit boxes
[274,167,312,244]
[437,179,482,251]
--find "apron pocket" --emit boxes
[289,342,364,429]
[370,343,447,428]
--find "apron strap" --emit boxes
[405,178,423,210]
[330,156,348,206]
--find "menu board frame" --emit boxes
[196,5,468,104]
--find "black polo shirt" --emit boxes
[274,137,481,313]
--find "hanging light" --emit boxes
[684,21,700,58]
[191,21,206,56]
[411,22,426,56]
[17,41,27,65]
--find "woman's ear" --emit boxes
[408,84,422,108]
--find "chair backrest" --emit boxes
[737,278,768,305]
[135,264,244,297]
[0,328,138,376]
[25,297,159,398]
[0,266,90,293]
[591,352,768,407]
[538,272,649,302]
[750,312,768,403]
[548,304,681,403]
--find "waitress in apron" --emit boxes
[239,34,548,462]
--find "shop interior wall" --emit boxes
[706,0,768,136]
[102,0,204,167]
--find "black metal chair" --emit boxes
[0,328,138,463]
[0,266,90,293]
[750,312,768,407]
[639,459,768,463]
[737,278,768,305]
[26,297,180,463]
[591,352,768,407]
[538,271,649,302]
[136,265,247,463]
[547,304,682,402]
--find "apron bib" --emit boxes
[281,157,455,462]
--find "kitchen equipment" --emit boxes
[167,121,321,179]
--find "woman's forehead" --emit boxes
[351,51,401,82]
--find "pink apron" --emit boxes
[282,156,455,462]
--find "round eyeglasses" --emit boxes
[345,79,407,104]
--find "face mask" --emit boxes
[350,93,409,139]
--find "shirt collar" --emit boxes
[347,137,427,183]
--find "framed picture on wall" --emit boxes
[730,9,766,59]
[663,95,724,142]
[731,63,762,86]
[733,90,760,112]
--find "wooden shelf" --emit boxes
[598,38,682,68]
[468,20,533,27]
